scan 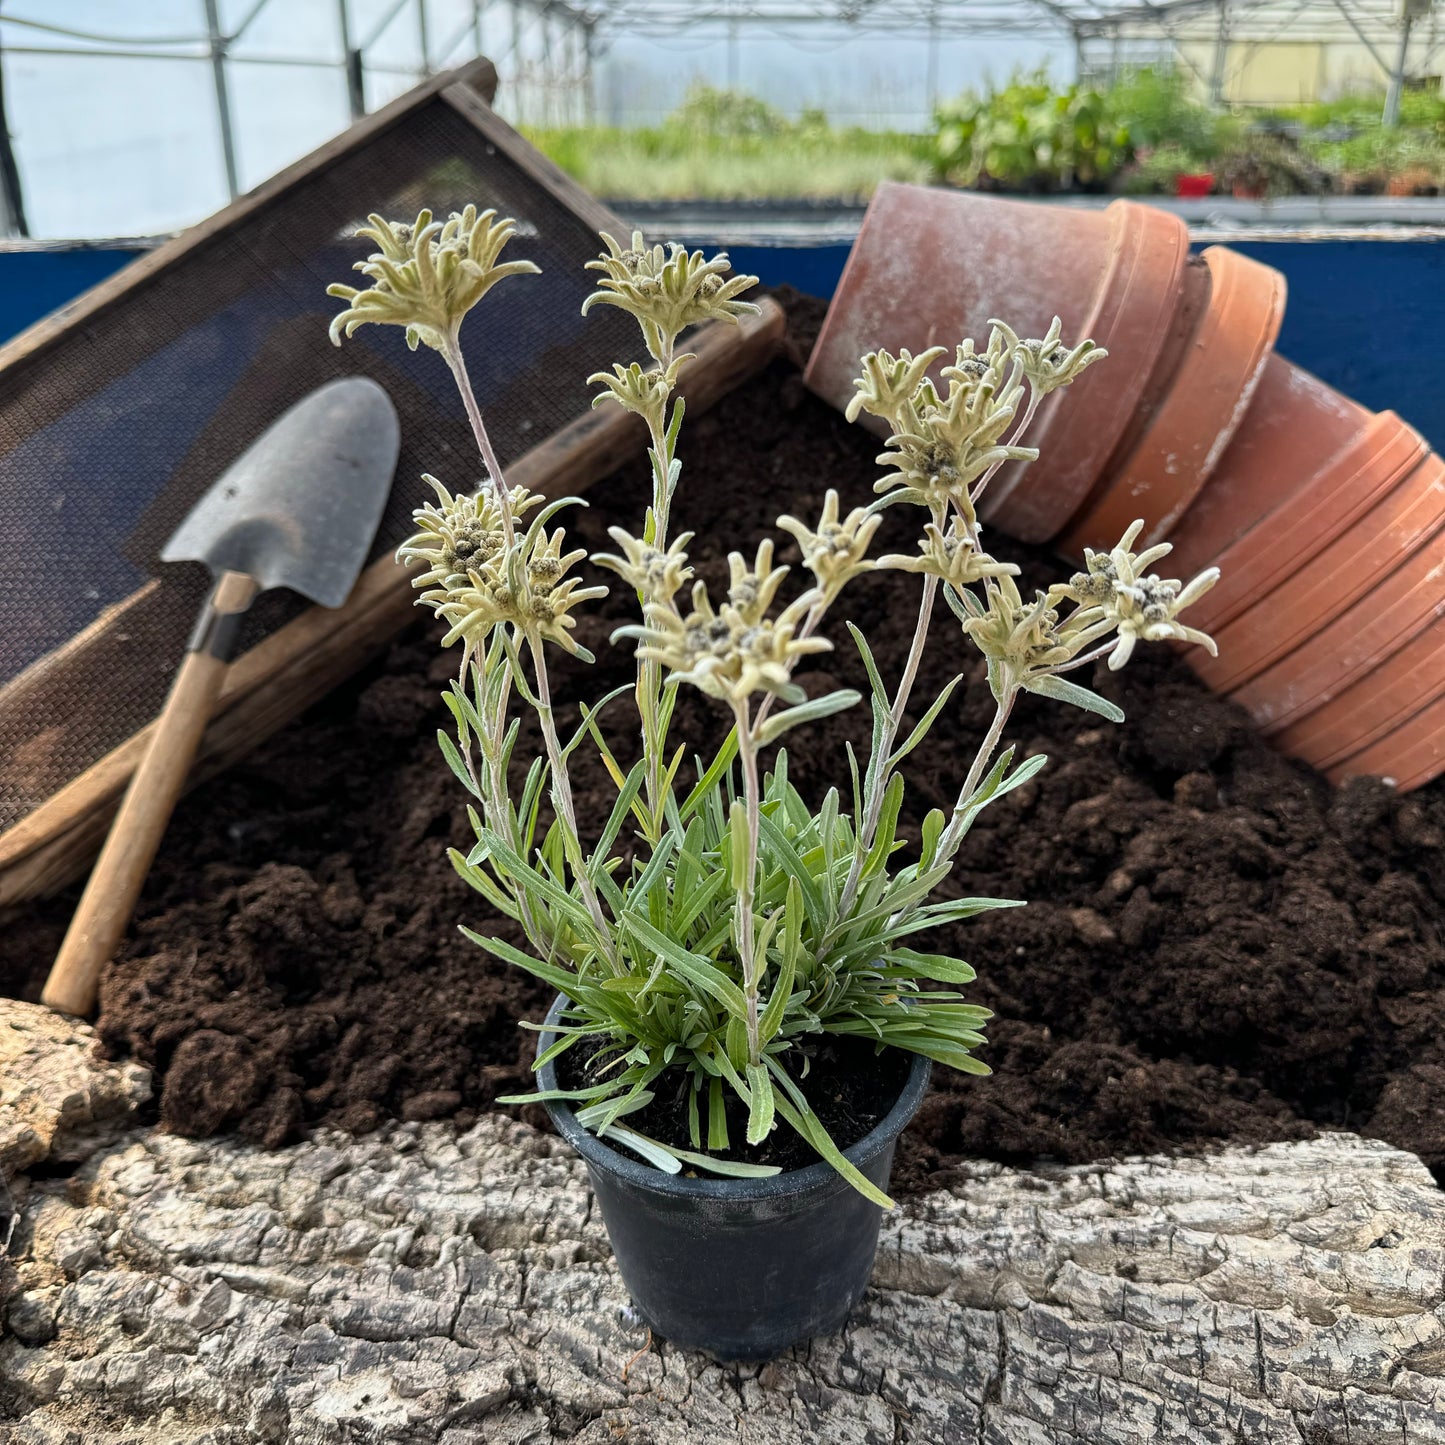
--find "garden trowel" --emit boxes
[43,377,400,1016]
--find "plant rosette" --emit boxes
[324,210,1222,1359]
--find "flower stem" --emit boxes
[937,688,1016,863]
[969,388,1042,511]
[527,631,619,972]
[837,572,939,918]
[736,699,763,1068]
[443,332,515,547]
[466,651,544,952]
[634,391,678,842]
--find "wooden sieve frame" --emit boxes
[0,58,785,907]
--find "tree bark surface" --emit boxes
[3,997,1445,1444]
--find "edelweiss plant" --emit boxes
[327,215,1220,1206]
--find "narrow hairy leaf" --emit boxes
[622,912,749,1020]
[768,1072,893,1209]
[744,1062,775,1145]
[680,727,739,821]
[847,621,888,703]
[617,1130,782,1179]
[755,809,824,922]
[436,730,480,798]
[460,928,581,998]
[729,798,750,893]
[708,1076,728,1151]
[755,689,861,746]
[1022,673,1125,723]
[889,674,963,768]
[601,1126,684,1174]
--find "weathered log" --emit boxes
[3,996,1445,1444]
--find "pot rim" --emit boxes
[535,992,932,1203]
[1328,684,1445,792]
[1194,446,1445,692]
[1061,243,1285,557]
[1277,616,1445,768]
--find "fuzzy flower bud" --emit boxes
[582,231,759,361]
[397,475,544,592]
[845,346,946,426]
[776,490,879,598]
[990,316,1105,397]
[879,520,1019,590]
[593,525,694,603]
[961,574,1097,675]
[327,207,539,352]
[723,540,791,627]
[402,490,606,663]
[1060,521,1219,670]
[618,585,826,708]
[588,354,692,430]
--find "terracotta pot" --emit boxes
[1228,466,1445,731]
[1178,409,1429,637]
[806,183,1111,429]
[1328,689,1445,792]
[1166,354,1374,580]
[1274,615,1445,771]
[982,200,1193,542]
[1174,173,1214,198]
[1190,445,1445,694]
[804,185,1193,543]
[1061,244,1285,556]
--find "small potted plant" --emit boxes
[326,210,1221,1360]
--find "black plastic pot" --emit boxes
[536,994,931,1360]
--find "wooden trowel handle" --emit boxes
[43,571,260,1016]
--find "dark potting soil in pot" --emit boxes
[554,1030,914,1174]
[3,289,1444,1194]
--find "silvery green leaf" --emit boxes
[1022,673,1125,722]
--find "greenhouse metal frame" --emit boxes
[0,0,1439,237]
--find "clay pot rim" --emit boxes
[1060,243,1286,557]
[1328,687,1445,792]
[1277,612,1445,770]
[1164,353,1374,580]
[803,182,1115,427]
[1235,530,1445,736]
[1183,411,1429,637]
[983,199,1192,543]
[1193,447,1445,692]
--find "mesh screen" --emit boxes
[0,98,638,835]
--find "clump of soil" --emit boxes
[3,290,1443,1194]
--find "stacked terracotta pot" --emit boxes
[805,182,1444,792]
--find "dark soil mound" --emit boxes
[4,290,1443,1194]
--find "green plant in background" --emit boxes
[527,69,1444,203]
[327,212,1221,1204]
[1217,133,1332,197]
[525,84,932,202]
[1285,88,1445,192]
[1106,66,1233,161]
[933,70,1133,190]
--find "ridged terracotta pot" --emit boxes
[807,189,1445,790]
[1276,615,1445,770]
[1229,456,1445,734]
[1165,354,1378,580]
[982,201,1194,542]
[1178,408,1429,639]
[1061,243,1285,555]
[804,184,1194,543]
[1191,444,1445,694]
[1330,690,1445,791]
